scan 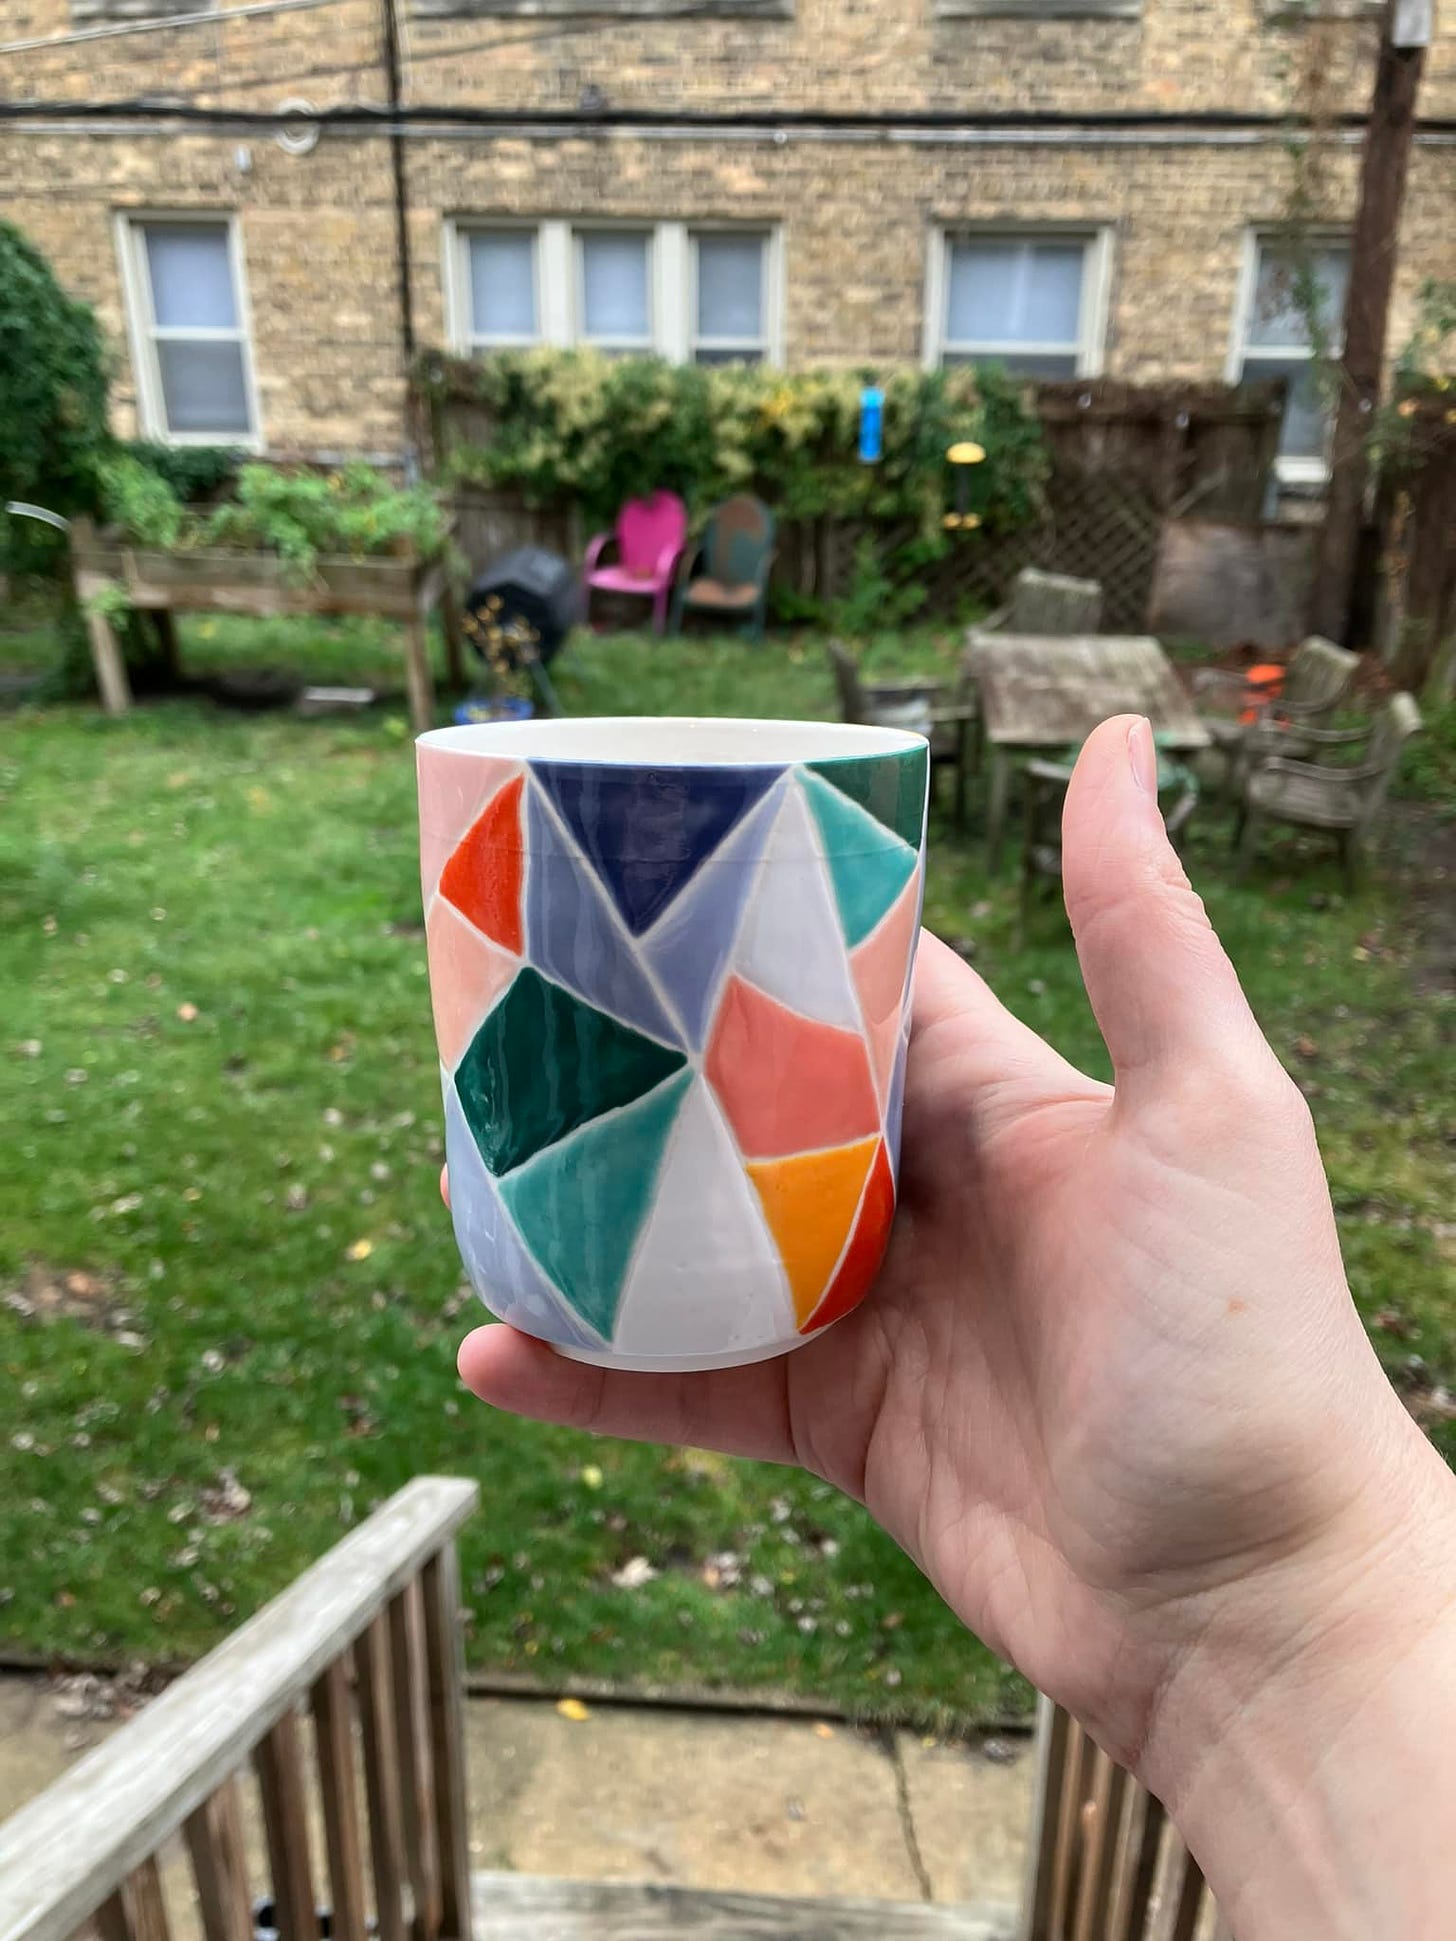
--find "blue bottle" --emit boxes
[859,385,883,464]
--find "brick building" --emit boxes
[2,0,1453,483]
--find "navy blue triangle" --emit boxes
[533,760,783,936]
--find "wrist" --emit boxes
[1140,1415,1456,1940]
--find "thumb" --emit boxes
[1061,716,1273,1101]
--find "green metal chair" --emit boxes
[671,494,775,642]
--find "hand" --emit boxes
[456,715,1456,1937]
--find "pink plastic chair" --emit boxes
[582,491,687,635]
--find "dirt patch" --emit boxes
[1381,805,1456,995]
[2,1262,145,1345]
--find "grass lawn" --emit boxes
[1,609,1452,1730]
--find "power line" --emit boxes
[0,0,344,60]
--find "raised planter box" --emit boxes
[71,518,455,732]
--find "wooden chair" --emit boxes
[1008,569,1104,637]
[581,490,686,635]
[671,494,775,642]
[1019,749,1197,946]
[828,640,976,832]
[1235,692,1422,887]
[1020,1697,1219,1941]
[1194,636,1359,781]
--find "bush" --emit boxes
[417,349,1049,604]
[122,440,242,506]
[0,219,110,575]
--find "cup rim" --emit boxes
[416,716,927,767]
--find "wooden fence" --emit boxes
[0,1479,478,1941]
[418,376,1285,635]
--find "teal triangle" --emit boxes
[456,967,685,1177]
[800,771,920,950]
[499,1069,692,1339]
[807,747,928,851]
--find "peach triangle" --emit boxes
[746,1136,878,1328]
[850,872,919,1106]
[438,773,525,954]
[707,976,879,1161]
[425,899,517,1070]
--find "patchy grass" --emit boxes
[1,614,1451,1728]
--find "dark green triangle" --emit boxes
[455,967,685,1178]
[500,1069,693,1338]
[806,746,928,851]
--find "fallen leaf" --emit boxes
[813,1722,835,1740]
[611,1556,657,1590]
[1374,1307,1413,1339]
[555,1697,591,1722]
[579,1464,604,1490]
[1294,1035,1318,1060]
[176,1003,199,1023]
[346,1238,374,1262]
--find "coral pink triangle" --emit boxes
[417,750,521,907]
[425,899,517,1070]
[850,870,920,1107]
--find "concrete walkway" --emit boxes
[0,1671,1032,1910]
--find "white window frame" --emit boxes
[116,212,261,450]
[442,217,783,366]
[1226,227,1349,488]
[923,225,1113,379]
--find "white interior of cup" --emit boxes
[417,716,924,765]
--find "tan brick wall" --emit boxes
[4,120,1451,458]
[4,0,1453,458]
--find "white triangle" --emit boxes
[730,779,862,1030]
[612,1079,794,1357]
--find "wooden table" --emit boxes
[963,630,1211,870]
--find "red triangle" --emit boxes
[804,1139,896,1333]
[438,774,524,954]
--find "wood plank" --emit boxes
[119,1862,169,1941]
[1046,1715,1085,1937]
[387,1587,440,1941]
[255,1710,317,1941]
[82,604,133,717]
[1018,1695,1070,1941]
[1113,1791,1165,1941]
[420,1550,472,1941]
[355,1614,408,1941]
[310,1660,368,1941]
[1165,1838,1207,1941]
[470,1875,1017,1941]
[1072,1756,1129,1941]
[184,1781,253,1941]
[0,1478,477,1941]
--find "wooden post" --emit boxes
[81,601,133,715]
[255,1710,317,1941]
[1309,0,1430,642]
[311,1658,369,1941]
[403,603,436,735]
[420,1547,473,1941]
[355,1613,409,1941]
[184,1780,253,1941]
[95,1861,170,1941]
[387,1586,441,1941]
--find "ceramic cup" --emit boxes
[417,717,928,1373]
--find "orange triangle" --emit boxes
[805,1140,895,1334]
[438,773,525,954]
[746,1136,878,1328]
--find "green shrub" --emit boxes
[122,440,241,505]
[0,219,110,575]
[418,349,1049,608]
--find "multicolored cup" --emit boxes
[417,718,927,1373]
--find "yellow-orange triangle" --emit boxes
[747,1136,878,1327]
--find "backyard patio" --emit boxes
[1,613,1451,1733]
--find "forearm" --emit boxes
[1142,1423,1456,1940]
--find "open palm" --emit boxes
[457,714,1416,1776]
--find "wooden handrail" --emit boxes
[0,1477,478,1941]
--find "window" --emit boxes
[577,230,654,352]
[1232,236,1350,478]
[73,0,209,20]
[445,219,780,364]
[414,0,789,20]
[121,218,257,444]
[692,230,770,364]
[927,230,1110,377]
[463,229,538,347]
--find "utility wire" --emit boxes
[0,0,345,60]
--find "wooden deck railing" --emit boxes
[0,1478,479,1941]
[1020,1696,1226,1941]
